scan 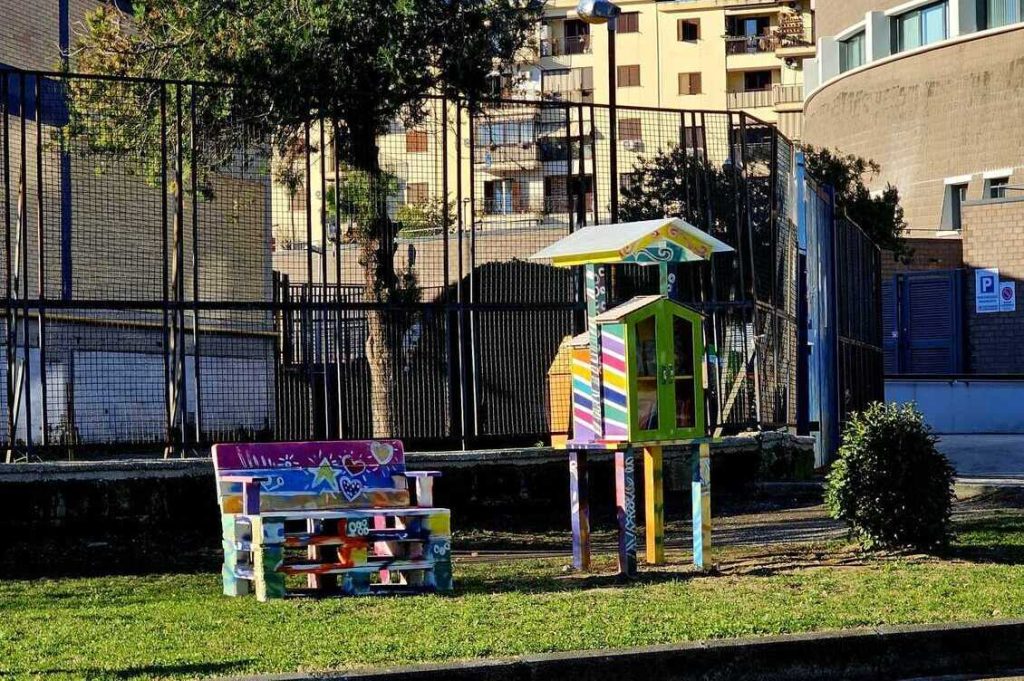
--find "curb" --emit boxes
[218,619,1024,681]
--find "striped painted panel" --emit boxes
[571,347,598,443]
[601,325,629,441]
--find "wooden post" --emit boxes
[643,445,665,565]
[569,449,591,571]
[615,446,637,577]
[692,441,711,570]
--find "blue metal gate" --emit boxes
[883,270,964,374]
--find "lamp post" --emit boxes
[577,0,622,223]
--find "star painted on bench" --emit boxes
[309,456,340,493]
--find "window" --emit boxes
[941,183,968,230]
[542,67,593,102]
[728,16,770,37]
[891,1,947,53]
[618,118,642,141]
[677,19,700,42]
[563,19,591,55]
[618,12,640,33]
[617,64,641,88]
[743,70,772,91]
[986,176,1010,199]
[544,176,567,213]
[406,182,429,205]
[484,179,520,214]
[978,0,1023,29]
[839,31,866,73]
[476,120,535,146]
[619,172,642,193]
[678,72,703,95]
[406,130,428,153]
[681,125,705,154]
[544,175,593,213]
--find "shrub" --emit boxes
[825,402,955,551]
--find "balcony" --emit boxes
[726,88,774,109]
[473,142,540,171]
[725,35,775,55]
[541,89,595,104]
[775,22,815,58]
[540,35,592,57]
[726,84,804,110]
[773,83,803,106]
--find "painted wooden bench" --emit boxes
[213,440,452,600]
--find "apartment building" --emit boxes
[274,0,815,292]
[536,0,814,140]
[803,0,1024,380]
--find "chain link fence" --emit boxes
[1,70,803,459]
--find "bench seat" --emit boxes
[214,440,453,600]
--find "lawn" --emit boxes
[2,511,1023,681]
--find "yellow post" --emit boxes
[643,445,665,565]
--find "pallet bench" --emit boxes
[213,440,452,600]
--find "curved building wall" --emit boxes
[804,25,1024,233]
[815,0,887,37]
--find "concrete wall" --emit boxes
[0,434,813,577]
[887,378,1024,433]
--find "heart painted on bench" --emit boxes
[342,455,367,477]
[340,477,364,502]
[371,441,395,466]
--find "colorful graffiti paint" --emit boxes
[214,440,453,600]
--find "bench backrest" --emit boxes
[212,440,408,514]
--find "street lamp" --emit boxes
[577,0,622,223]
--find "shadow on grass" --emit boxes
[454,567,706,596]
[16,660,251,680]
[945,514,1024,565]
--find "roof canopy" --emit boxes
[530,218,734,268]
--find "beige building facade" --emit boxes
[803,0,1024,374]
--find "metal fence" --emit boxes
[1,70,801,460]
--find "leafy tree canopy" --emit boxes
[73,0,543,153]
[801,146,908,260]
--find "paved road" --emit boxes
[938,434,1024,479]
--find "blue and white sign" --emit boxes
[1000,281,1016,313]
[976,268,1000,314]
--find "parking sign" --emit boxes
[976,268,1000,313]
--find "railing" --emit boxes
[727,85,804,109]
[540,35,592,57]
[776,24,815,49]
[725,35,775,55]
[473,142,539,167]
[541,89,595,104]
[727,88,774,109]
[773,83,804,105]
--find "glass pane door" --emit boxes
[672,316,697,430]
[634,315,659,433]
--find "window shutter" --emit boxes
[511,180,523,212]
[677,19,684,41]
[690,73,702,94]
[695,19,701,39]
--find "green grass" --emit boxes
[2,514,1023,681]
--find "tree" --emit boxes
[801,146,909,260]
[70,0,543,436]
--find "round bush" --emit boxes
[825,402,955,551]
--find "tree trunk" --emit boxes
[348,124,398,438]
